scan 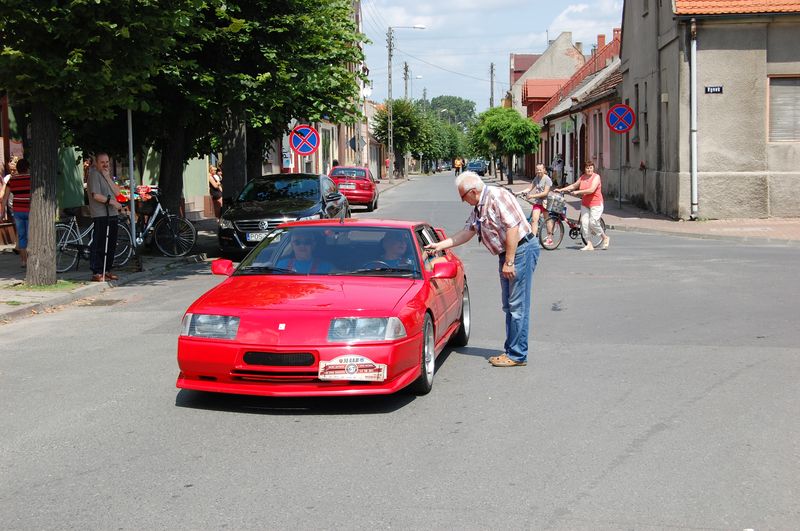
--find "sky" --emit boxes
[360,0,624,113]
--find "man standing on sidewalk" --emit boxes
[424,171,539,367]
[87,153,125,281]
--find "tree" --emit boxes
[469,107,540,184]
[430,95,476,129]
[371,99,422,174]
[0,0,200,285]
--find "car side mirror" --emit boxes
[211,258,235,276]
[326,192,342,202]
[431,261,457,279]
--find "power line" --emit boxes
[394,46,510,87]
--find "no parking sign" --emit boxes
[288,124,320,156]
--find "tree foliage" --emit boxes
[469,107,540,161]
[430,95,476,129]
[0,0,201,285]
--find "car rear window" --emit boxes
[331,168,367,180]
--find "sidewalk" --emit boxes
[488,171,800,244]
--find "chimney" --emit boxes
[613,27,621,41]
[597,34,606,49]
[575,41,583,54]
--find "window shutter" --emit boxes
[769,78,800,142]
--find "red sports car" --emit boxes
[176,219,470,397]
[329,166,379,211]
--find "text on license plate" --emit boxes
[246,232,267,242]
[339,183,356,190]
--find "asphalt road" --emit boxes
[2,173,799,529]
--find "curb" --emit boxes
[0,253,207,325]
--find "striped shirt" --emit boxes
[7,173,31,213]
[463,185,531,255]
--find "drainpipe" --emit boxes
[689,18,699,219]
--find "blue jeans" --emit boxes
[13,211,29,249]
[499,238,539,362]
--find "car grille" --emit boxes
[234,219,288,232]
[243,351,315,366]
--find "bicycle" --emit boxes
[55,208,133,273]
[518,192,606,251]
[130,187,197,258]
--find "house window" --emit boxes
[769,77,800,141]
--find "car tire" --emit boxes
[449,283,470,347]
[365,197,375,212]
[408,314,435,395]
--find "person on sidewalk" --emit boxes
[2,158,31,267]
[424,171,539,368]
[454,157,462,176]
[556,160,609,251]
[87,153,126,281]
[519,163,553,244]
[2,158,20,255]
[208,165,223,221]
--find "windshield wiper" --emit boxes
[237,265,298,275]
[338,267,414,275]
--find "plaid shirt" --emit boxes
[464,185,531,255]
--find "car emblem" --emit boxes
[259,220,270,231]
[278,323,286,330]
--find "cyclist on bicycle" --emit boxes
[518,163,554,245]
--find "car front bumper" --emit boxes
[176,332,423,397]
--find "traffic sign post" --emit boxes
[289,124,320,158]
[606,104,636,209]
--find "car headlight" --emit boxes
[327,317,407,343]
[181,313,240,339]
[219,218,233,229]
[297,212,321,221]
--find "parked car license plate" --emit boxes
[339,183,356,190]
[246,232,267,242]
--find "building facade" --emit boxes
[619,0,800,219]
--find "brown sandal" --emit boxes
[489,354,527,367]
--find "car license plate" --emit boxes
[319,355,387,382]
[339,183,356,190]
[246,232,267,242]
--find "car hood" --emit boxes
[194,276,416,313]
[223,198,318,220]
[188,276,419,346]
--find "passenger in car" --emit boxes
[276,233,334,274]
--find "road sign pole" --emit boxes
[619,134,623,209]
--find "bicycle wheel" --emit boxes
[581,217,607,248]
[55,223,81,273]
[113,222,133,267]
[538,217,564,250]
[154,215,197,257]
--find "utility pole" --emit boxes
[490,63,495,107]
[422,87,427,102]
[387,27,394,179]
[403,62,409,100]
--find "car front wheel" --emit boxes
[408,314,435,395]
[449,283,470,347]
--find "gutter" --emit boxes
[689,18,698,219]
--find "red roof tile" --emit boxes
[674,0,800,15]
[523,79,568,101]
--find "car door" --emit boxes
[416,225,459,340]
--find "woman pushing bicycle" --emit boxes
[555,160,610,251]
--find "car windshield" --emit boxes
[238,226,421,278]
[331,168,367,180]
[237,177,320,202]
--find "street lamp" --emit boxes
[387,24,425,178]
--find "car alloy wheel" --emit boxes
[409,314,435,395]
[449,283,470,347]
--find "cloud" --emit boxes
[549,1,623,47]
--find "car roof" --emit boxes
[257,173,324,181]
[278,218,426,230]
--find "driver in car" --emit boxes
[378,231,414,268]
[276,233,333,274]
